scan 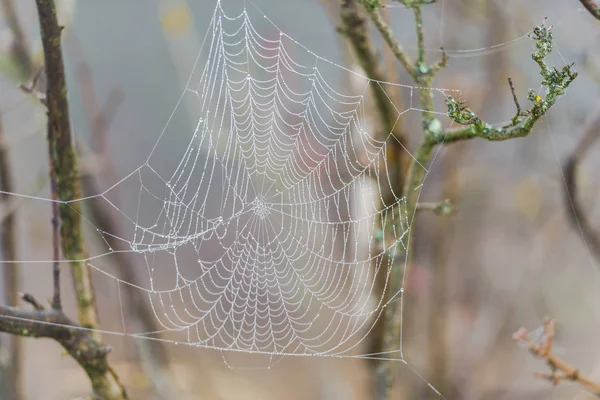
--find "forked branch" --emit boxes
[514,319,600,396]
[442,21,577,143]
[344,5,577,399]
[0,296,127,399]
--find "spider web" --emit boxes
[70,0,462,361]
[111,0,441,358]
[5,0,553,376]
[1,0,596,398]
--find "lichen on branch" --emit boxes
[441,20,577,143]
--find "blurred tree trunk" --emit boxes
[0,115,23,400]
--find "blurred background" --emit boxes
[1,0,600,399]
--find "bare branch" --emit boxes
[357,1,414,77]
[514,319,600,395]
[35,0,100,332]
[0,302,127,399]
[442,22,577,143]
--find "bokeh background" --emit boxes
[1,0,600,399]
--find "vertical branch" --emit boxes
[413,6,426,66]
[359,4,442,398]
[34,0,100,332]
[0,115,23,400]
[48,129,61,311]
[339,2,409,385]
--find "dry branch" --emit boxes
[514,318,600,396]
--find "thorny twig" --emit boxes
[514,318,600,395]
[563,105,600,263]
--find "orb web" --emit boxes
[109,0,431,357]
[0,0,468,362]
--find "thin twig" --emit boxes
[359,2,415,78]
[514,318,600,396]
[563,105,600,263]
[507,77,524,125]
[20,294,44,311]
[579,0,600,19]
